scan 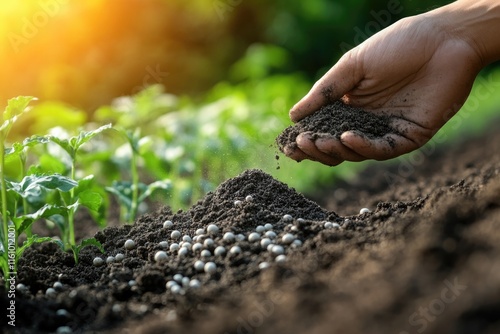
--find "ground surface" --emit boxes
[1,121,499,334]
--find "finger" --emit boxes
[289,51,363,122]
[314,134,367,162]
[340,131,419,160]
[389,117,434,146]
[296,132,344,166]
[283,144,310,163]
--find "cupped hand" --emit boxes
[285,13,483,166]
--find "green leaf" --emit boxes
[3,96,36,123]
[138,179,172,202]
[8,174,78,198]
[106,182,133,209]
[16,235,61,258]
[80,237,105,253]
[15,204,70,233]
[78,190,103,212]
[74,124,113,151]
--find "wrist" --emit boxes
[430,0,500,67]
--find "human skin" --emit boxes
[284,0,500,166]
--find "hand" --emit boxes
[285,12,483,166]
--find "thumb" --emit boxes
[289,51,362,122]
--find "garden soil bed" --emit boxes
[1,121,500,334]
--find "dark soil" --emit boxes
[1,121,500,334]
[276,100,397,152]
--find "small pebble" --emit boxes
[223,232,235,242]
[106,256,115,264]
[282,233,295,244]
[194,260,205,271]
[264,223,273,231]
[282,214,293,222]
[195,228,205,235]
[204,262,217,274]
[214,246,226,256]
[163,220,173,228]
[207,224,219,235]
[93,257,104,267]
[170,243,180,252]
[359,208,371,214]
[124,239,136,250]
[248,232,261,242]
[171,230,181,240]
[154,251,168,262]
[115,253,125,262]
[230,246,242,255]
[245,195,253,201]
[271,245,285,255]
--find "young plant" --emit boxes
[106,127,171,223]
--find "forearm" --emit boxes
[431,0,500,67]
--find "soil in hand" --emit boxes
[276,100,396,153]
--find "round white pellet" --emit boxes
[181,242,192,249]
[154,251,168,262]
[56,309,69,317]
[170,230,181,240]
[267,243,275,252]
[259,262,270,270]
[248,232,260,242]
[16,283,27,291]
[182,235,192,243]
[173,274,183,282]
[297,218,305,224]
[214,246,226,256]
[255,225,265,233]
[128,280,136,286]
[46,288,57,296]
[230,246,241,255]
[271,245,285,255]
[115,253,125,262]
[264,223,273,231]
[106,256,115,264]
[207,224,219,235]
[93,257,104,267]
[282,233,295,244]
[332,222,341,229]
[275,254,287,263]
[265,231,277,239]
[195,228,205,235]
[124,239,136,250]
[359,208,371,214]
[203,238,214,248]
[324,221,333,229]
[292,239,303,247]
[204,262,217,274]
[236,234,245,241]
[192,243,203,252]
[56,326,72,334]
[223,232,235,242]
[194,260,205,271]
[112,304,122,313]
[170,285,183,294]
[282,214,293,222]
[245,195,253,202]
[189,279,201,289]
[234,200,243,206]
[181,277,190,287]
[178,248,189,257]
[201,249,211,258]
[169,243,180,252]
[260,238,272,248]
[291,226,298,232]
[166,280,178,289]
[163,220,173,228]
[53,281,63,290]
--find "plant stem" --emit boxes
[20,152,31,237]
[129,150,139,223]
[68,160,76,247]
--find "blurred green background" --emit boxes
[1,0,499,211]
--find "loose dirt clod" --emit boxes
[276,100,396,153]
